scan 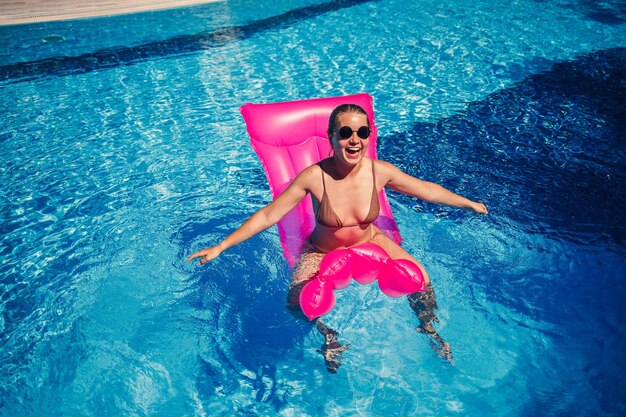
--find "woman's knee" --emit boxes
[291,252,324,282]
[369,232,431,284]
[286,251,324,308]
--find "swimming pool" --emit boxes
[1,0,625,415]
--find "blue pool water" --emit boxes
[1,0,625,415]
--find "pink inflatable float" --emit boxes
[241,94,425,320]
[297,243,425,320]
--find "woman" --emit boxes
[187,104,487,372]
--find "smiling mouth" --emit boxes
[346,147,361,155]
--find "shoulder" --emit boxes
[371,158,393,169]
[292,162,322,188]
[300,161,323,177]
[372,159,420,187]
[372,158,402,177]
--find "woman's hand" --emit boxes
[469,202,488,214]
[186,245,223,265]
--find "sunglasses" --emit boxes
[334,125,371,140]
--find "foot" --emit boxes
[429,339,453,362]
[317,329,349,373]
[416,325,453,362]
[436,342,453,362]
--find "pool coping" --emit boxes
[0,0,221,26]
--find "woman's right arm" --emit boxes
[186,165,317,265]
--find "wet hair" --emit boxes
[327,104,370,138]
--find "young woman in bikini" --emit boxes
[187,104,487,372]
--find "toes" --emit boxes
[318,340,347,374]
[433,342,453,361]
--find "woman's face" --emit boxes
[330,112,370,166]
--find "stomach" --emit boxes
[308,223,375,252]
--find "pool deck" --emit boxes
[0,0,221,26]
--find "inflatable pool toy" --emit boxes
[241,93,401,265]
[241,94,424,320]
[297,243,425,320]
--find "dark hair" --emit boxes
[327,104,370,137]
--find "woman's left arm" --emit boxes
[378,160,488,214]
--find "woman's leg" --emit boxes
[408,286,451,360]
[287,249,348,373]
[286,249,324,317]
[370,228,452,360]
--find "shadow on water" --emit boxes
[531,0,626,25]
[574,0,626,25]
[379,47,626,415]
[380,47,626,323]
[381,47,626,249]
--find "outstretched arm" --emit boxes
[187,166,316,265]
[378,160,488,214]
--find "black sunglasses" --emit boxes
[334,125,371,140]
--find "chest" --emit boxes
[314,173,376,216]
